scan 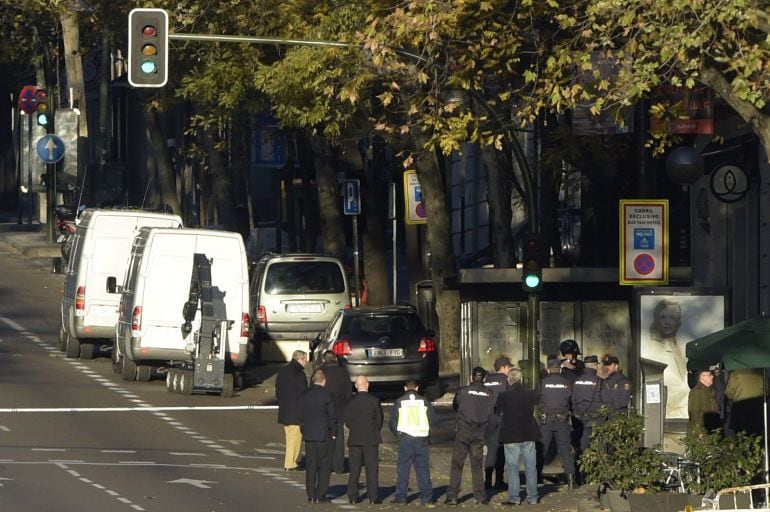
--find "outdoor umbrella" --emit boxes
[685,316,770,486]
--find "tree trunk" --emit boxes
[59,8,88,142]
[481,145,515,268]
[143,108,181,215]
[339,140,389,306]
[411,133,461,375]
[310,135,346,260]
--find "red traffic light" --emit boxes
[142,25,158,37]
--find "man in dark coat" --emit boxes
[571,354,605,484]
[601,355,632,415]
[275,349,308,471]
[538,358,575,489]
[320,349,352,473]
[446,367,494,505]
[497,368,541,506]
[483,355,513,490]
[299,368,337,503]
[344,376,383,504]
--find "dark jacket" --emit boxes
[688,382,719,434]
[497,383,541,444]
[571,368,604,418]
[321,362,352,419]
[275,359,308,425]
[602,371,632,412]
[453,381,494,430]
[344,392,383,446]
[299,384,337,442]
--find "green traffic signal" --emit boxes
[521,234,543,293]
[35,89,49,127]
[128,9,169,88]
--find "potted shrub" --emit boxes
[580,412,666,512]
[682,429,763,507]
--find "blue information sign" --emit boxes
[343,179,361,215]
[36,134,65,164]
[633,228,655,250]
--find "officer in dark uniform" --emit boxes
[559,339,584,382]
[446,367,494,505]
[484,355,513,490]
[299,369,337,503]
[601,355,632,415]
[320,349,352,473]
[538,358,576,490]
[570,355,604,484]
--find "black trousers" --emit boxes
[332,421,346,473]
[305,438,333,501]
[447,427,486,502]
[347,444,379,502]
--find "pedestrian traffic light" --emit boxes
[128,8,169,88]
[35,89,49,127]
[521,234,543,293]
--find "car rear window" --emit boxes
[264,261,345,294]
[343,314,423,336]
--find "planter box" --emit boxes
[627,493,704,512]
[607,490,630,512]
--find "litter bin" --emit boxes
[415,280,438,332]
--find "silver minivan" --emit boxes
[249,253,350,361]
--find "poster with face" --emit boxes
[639,293,725,419]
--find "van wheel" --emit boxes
[65,335,81,359]
[79,343,95,360]
[172,370,182,392]
[122,355,137,381]
[58,325,67,352]
[136,365,152,382]
[221,373,234,398]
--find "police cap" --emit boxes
[584,355,599,364]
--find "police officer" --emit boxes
[538,358,576,490]
[571,355,604,484]
[484,355,512,490]
[559,339,584,381]
[602,355,632,414]
[390,380,435,505]
[446,367,495,506]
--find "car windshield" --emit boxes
[264,261,345,294]
[343,314,423,337]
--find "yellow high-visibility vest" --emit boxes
[396,394,430,437]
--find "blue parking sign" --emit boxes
[343,179,361,215]
[634,228,654,250]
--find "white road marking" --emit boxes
[169,452,206,457]
[168,478,218,489]
[101,450,136,454]
[0,425,10,432]
[32,448,65,452]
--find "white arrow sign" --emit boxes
[168,478,218,489]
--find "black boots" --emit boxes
[484,468,494,488]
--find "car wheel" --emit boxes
[79,342,95,360]
[424,380,442,401]
[221,373,234,398]
[136,365,152,382]
[111,339,122,374]
[58,325,67,352]
[166,370,175,392]
[122,354,137,381]
[65,334,81,359]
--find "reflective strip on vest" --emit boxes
[396,395,430,437]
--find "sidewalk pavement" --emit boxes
[0,220,602,511]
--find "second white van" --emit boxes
[114,227,250,382]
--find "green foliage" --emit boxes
[580,412,666,493]
[682,430,763,495]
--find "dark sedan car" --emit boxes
[310,305,439,395]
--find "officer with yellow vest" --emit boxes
[389,379,436,505]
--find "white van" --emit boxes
[114,227,250,382]
[59,209,183,359]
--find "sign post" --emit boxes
[36,134,65,243]
[619,199,669,285]
[343,179,361,306]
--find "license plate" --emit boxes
[91,305,116,316]
[287,304,322,313]
[367,348,404,358]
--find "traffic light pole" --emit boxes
[527,292,541,391]
[46,161,56,243]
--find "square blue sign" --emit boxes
[634,228,655,250]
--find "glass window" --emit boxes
[264,261,345,294]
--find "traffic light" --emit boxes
[35,89,49,127]
[521,234,543,293]
[128,8,169,88]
